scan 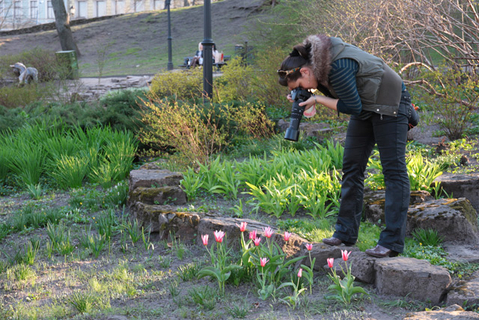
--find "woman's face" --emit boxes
[287,67,318,91]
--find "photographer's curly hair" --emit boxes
[278,43,311,87]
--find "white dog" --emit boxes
[10,62,39,85]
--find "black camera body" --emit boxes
[284,87,312,141]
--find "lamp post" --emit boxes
[202,0,213,101]
[166,0,173,71]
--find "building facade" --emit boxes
[0,0,204,30]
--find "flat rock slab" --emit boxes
[443,244,479,263]
[404,304,479,319]
[447,271,479,307]
[306,244,359,271]
[198,216,307,257]
[407,197,479,244]
[129,186,187,206]
[375,257,451,304]
[327,251,376,284]
[129,169,183,192]
[435,173,479,212]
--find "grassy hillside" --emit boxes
[0,0,269,76]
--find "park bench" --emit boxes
[179,55,231,70]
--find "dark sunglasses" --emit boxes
[277,67,301,78]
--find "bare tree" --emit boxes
[296,0,479,69]
[52,0,80,56]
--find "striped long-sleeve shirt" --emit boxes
[329,58,363,116]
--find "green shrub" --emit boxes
[0,93,147,136]
[149,68,203,101]
[140,99,229,165]
[0,106,29,133]
[250,47,291,108]
[0,102,102,133]
[140,97,274,165]
[214,57,255,102]
[98,88,148,133]
[0,84,46,109]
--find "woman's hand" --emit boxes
[299,95,317,110]
[286,93,294,103]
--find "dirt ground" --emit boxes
[0,189,419,320]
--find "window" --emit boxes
[114,0,124,14]
[134,0,143,12]
[76,0,87,18]
[95,0,105,17]
[30,0,38,19]
[47,0,54,19]
[14,0,22,19]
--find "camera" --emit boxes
[284,87,312,141]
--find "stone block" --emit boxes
[435,173,479,212]
[129,186,186,206]
[305,244,353,271]
[407,198,479,244]
[130,202,201,242]
[447,271,479,307]
[329,251,376,284]
[128,169,183,191]
[375,257,452,304]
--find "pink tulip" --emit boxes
[260,257,269,267]
[214,230,225,243]
[327,258,334,268]
[237,221,247,232]
[297,268,303,278]
[284,231,292,242]
[254,237,261,246]
[263,227,274,238]
[341,250,351,262]
[201,234,208,246]
[305,243,313,251]
[249,230,257,240]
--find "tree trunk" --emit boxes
[52,0,80,56]
[183,0,189,6]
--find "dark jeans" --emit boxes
[332,92,411,253]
